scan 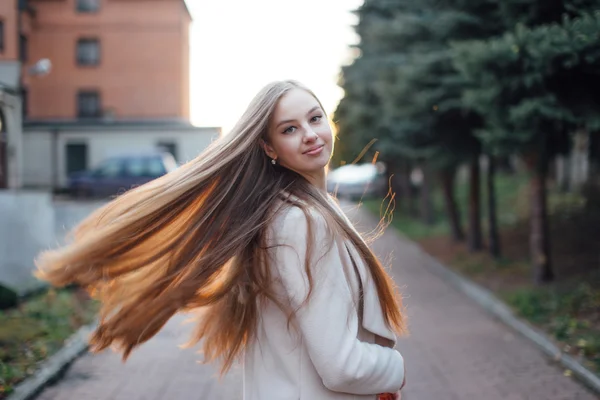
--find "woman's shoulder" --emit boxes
[271,202,324,233]
[269,193,332,239]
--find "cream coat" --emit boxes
[243,196,405,399]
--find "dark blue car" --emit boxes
[68,152,177,198]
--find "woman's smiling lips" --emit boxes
[303,145,324,156]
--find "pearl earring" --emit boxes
[271,159,276,165]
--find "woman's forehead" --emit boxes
[274,89,321,118]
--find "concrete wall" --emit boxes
[0,191,55,294]
[22,126,219,188]
[0,62,20,87]
[0,191,105,295]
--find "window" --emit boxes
[76,0,100,13]
[123,157,166,179]
[66,143,88,175]
[94,158,123,178]
[77,90,101,118]
[21,87,28,119]
[124,158,146,177]
[147,157,167,178]
[0,21,4,53]
[19,35,27,62]
[76,38,100,66]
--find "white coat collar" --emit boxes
[278,191,397,344]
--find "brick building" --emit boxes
[0,0,219,190]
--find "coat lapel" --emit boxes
[279,191,397,344]
[343,241,397,344]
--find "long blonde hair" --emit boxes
[35,80,406,375]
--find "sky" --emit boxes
[186,0,364,133]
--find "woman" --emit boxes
[36,80,407,399]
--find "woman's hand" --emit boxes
[379,364,406,399]
[375,334,405,400]
[377,392,400,400]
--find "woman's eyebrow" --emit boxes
[275,106,322,128]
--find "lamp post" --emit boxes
[0,58,52,189]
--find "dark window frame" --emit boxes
[0,20,5,53]
[21,87,28,119]
[18,0,29,11]
[76,38,100,66]
[76,0,100,13]
[77,90,102,118]
[65,142,89,175]
[19,34,27,62]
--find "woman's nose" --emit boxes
[303,126,318,142]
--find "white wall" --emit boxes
[22,131,53,187]
[0,190,106,295]
[23,126,220,188]
[0,191,55,294]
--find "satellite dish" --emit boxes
[29,59,52,76]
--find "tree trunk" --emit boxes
[556,155,571,193]
[468,156,483,252]
[496,155,514,174]
[439,168,464,242]
[486,156,501,258]
[420,164,435,225]
[528,159,554,283]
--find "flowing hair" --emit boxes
[35,80,406,375]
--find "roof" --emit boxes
[23,119,221,133]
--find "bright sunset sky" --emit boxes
[186,0,364,133]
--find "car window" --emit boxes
[95,158,123,178]
[147,157,166,177]
[124,158,146,177]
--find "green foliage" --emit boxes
[336,0,600,165]
[363,172,527,239]
[452,11,600,156]
[335,0,508,167]
[503,279,600,370]
[0,286,17,310]
[0,289,98,397]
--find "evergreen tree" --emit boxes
[453,10,600,282]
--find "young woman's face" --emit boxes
[265,89,333,178]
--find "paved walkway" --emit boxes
[37,202,598,400]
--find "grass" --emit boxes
[0,288,98,398]
[362,171,600,373]
[500,274,600,371]
[363,172,529,240]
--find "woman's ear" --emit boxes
[260,139,277,161]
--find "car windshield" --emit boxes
[329,164,378,184]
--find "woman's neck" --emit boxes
[301,170,327,193]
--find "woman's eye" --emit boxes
[311,115,323,123]
[283,126,296,134]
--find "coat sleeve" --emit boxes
[269,206,405,395]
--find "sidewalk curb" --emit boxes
[7,322,95,400]
[414,242,600,396]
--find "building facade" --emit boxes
[0,0,218,190]
[23,0,191,121]
[0,0,25,189]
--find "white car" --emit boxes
[327,163,388,200]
